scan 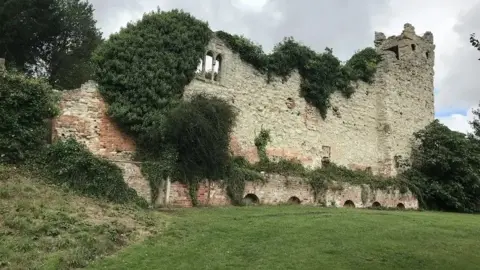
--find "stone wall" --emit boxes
[166,174,418,209]
[185,23,435,176]
[52,23,429,209]
[52,82,151,201]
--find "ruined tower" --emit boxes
[373,23,435,176]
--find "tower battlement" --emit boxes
[374,23,435,66]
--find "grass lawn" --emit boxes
[89,206,480,270]
[0,165,168,270]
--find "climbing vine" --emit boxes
[216,32,382,118]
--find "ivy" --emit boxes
[92,9,212,137]
[224,156,264,206]
[0,71,59,164]
[36,138,148,207]
[216,32,382,118]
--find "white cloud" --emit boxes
[438,107,476,134]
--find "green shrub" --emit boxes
[92,9,212,137]
[0,72,59,163]
[404,120,480,213]
[37,138,148,207]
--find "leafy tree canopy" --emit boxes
[0,0,102,89]
[92,9,212,137]
[405,120,480,213]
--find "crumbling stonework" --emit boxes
[52,82,150,201]
[185,23,435,177]
[166,174,418,209]
[53,23,432,209]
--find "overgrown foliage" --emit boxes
[92,9,212,137]
[36,138,148,207]
[0,72,58,163]
[0,0,102,89]
[216,32,382,118]
[224,156,264,206]
[160,94,237,205]
[92,9,215,205]
[404,120,480,213]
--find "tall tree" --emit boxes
[0,0,102,89]
[0,0,58,70]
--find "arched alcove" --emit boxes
[344,200,355,208]
[372,201,381,208]
[243,194,259,205]
[287,196,301,205]
[397,203,406,210]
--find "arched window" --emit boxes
[205,51,214,80]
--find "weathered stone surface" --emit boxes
[52,81,150,201]
[166,174,418,209]
[53,24,432,209]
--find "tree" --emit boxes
[0,0,58,70]
[470,33,480,60]
[0,0,102,89]
[406,120,480,212]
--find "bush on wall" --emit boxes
[37,138,148,207]
[0,72,59,164]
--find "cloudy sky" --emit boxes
[89,0,480,134]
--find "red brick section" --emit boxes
[97,97,136,155]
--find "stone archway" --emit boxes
[344,200,355,208]
[287,196,301,205]
[243,194,259,205]
[397,203,406,210]
[372,201,381,208]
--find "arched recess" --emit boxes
[205,51,214,79]
[397,203,405,210]
[243,194,259,205]
[214,54,222,81]
[372,202,381,208]
[343,200,355,208]
[287,196,301,204]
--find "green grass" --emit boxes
[89,206,480,270]
[0,165,168,269]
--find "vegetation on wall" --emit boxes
[0,72,59,164]
[248,127,412,203]
[36,138,148,207]
[216,31,382,118]
[92,9,212,137]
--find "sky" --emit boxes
[88,0,480,134]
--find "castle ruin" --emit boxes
[52,23,434,208]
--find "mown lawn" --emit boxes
[89,206,480,270]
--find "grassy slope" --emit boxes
[0,165,168,270]
[90,206,480,270]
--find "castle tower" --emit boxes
[373,23,435,176]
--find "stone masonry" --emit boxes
[52,23,432,209]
